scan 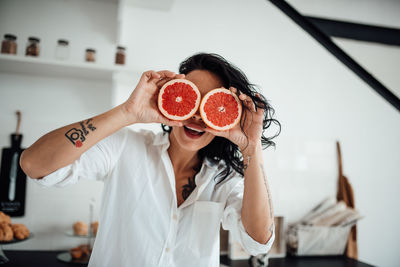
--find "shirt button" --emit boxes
[173,214,178,221]
[165,247,170,253]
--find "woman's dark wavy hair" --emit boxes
[162,53,281,183]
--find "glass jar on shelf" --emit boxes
[25,37,40,57]
[1,34,17,55]
[115,46,126,65]
[55,39,69,60]
[85,48,96,62]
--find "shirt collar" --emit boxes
[152,131,170,148]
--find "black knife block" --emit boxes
[0,134,27,217]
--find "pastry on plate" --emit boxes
[11,224,30,240]
[91,221,98,236]
[0,222,14,241]
[73,221,88,236]
[70,247,83,259]
[0,212,11,225]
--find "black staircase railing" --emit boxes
[304,16,400,47]
[267,0,400,112]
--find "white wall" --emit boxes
[0,73,111,250]
[0,0,118,64]
[0,0,117,250]
[115,0,400,266]
[1,0,399,266]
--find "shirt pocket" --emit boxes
[189,201,224,257]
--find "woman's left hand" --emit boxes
[204,87,264,155]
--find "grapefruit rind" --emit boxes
[158,79,201,121]
[200,88,242,131]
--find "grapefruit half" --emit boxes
[200,88,242,131]
[158,79,201,121]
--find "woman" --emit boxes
[20,53,280,267]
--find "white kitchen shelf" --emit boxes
[0,54,138,81]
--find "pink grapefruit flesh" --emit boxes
[200,88,242,131]
[158,79,201,121]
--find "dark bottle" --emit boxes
[1,34,17,55]
[25,37,40,57]
[115,46,126,65]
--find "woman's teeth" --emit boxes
[184,126,205,133]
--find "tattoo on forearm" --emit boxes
[85,119,96,131]
[79,121,89,136]
[65,119,96,148]
[260,164,274,233]
[182,176,196,200]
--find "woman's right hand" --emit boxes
[121,70,184,127]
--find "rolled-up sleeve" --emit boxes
[32,128,128,188]
[221,178,275,256]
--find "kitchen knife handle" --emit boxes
[8,152,18,201]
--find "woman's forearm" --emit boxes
[241,143,274,244]
[20,70,185,180]
[20,104,131,179]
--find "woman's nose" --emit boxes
[191,113,202,121]
[191,109,203,121]
[190,112,207,127]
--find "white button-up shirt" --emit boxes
[34,128,274,267]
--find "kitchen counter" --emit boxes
[220,255,375,267]
[2,250,374,267]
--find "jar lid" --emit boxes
[86,48,96,53]
[117,46,126,50]
[4,34,17,40]
[28,37,40,42]
[58,39,69,45]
